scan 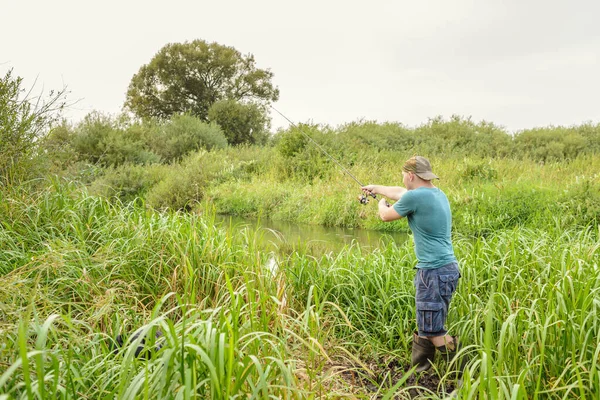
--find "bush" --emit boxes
[71,112,115,164]
[560,178,600,226]
[148,114,227,162]
[514,126,590,161]
[453,187,555,235]
[276,130,307,158]
[415,115,513,157]
[41,121,78,173]
[71,112,160,167]
[208,100,270,146]
[89,163,167,203]
[145,151,211,210]
[62,113,225,168]
[0,68,67,183]
[273,124,340,181]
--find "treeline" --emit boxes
[44,112,600,173]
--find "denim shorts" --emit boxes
[414,262,460,337]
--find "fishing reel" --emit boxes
[358,191,377,205]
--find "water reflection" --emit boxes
[215,214,408,254]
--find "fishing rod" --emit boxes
[270,106,377,205]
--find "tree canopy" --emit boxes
[124,40,279,121]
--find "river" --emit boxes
[214,214,408,254]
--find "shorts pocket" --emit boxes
[439,273,459,297]
[416,301,444,334]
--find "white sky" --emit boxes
[2,0,599,132]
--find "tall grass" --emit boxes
[282,225,600,398]
[202,152,600,234]
[1,179,599,398]
[0,181,340,398]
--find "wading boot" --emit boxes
[411,332,436,372]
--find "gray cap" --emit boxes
[402,156,439,180]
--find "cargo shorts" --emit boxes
[414,262,460,337]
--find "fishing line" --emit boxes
[270,105,376,204]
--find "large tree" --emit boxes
[125,40,279,120]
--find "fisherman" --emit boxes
[361,156,462,373]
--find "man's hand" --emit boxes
[378,198,401,221]
[361,185,377,195]
[362,184,407,201]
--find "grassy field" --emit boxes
[1,173,599,398]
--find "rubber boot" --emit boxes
[411,332,436,372]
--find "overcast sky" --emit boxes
[2,0,598,132]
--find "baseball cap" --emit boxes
[402,156,439,180]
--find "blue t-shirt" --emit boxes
[393,187,457,269]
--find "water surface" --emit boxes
[215,214,409,254]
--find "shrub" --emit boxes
[0,68,67,183]
[514,126,590,161]
[273,124,340,181]
[560,178,600,225]
[89,163,167,203]
[276,129,307,158]
[145,151,210,210]
[71,112,160,167]
[148,114,227,163]
[42,121,78,173]
[415,115,513,157]
[71,112,115,164]
[208,100,270,145]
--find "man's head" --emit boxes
[402,156,439,189]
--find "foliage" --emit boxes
[41,121,78,174]
[124,39,279,121]
[273,124,342,181]
[70,112,158,166]
[54,112,227,168]
[88,163,167,203]
[276,129,308,158]
[0,68,67,183]
[414,115,513,158]
[145,151,211,211]
[458,159,498,182]
[144,148,269,211]
[0,183,316,398]
[560,176,600,225]
[148,113,228,162]
[513,126,590,161]
[208,100,270,145]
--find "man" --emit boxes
[361,156,461,373]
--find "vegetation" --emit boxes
[41,113,600,235]
[0,181,598,398]
[208,100,270,146]
[124,40,279,122]
[0,68,67,185]
[2,64,600,398]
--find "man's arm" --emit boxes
[362,185,407,201]
[378,198,402,221]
